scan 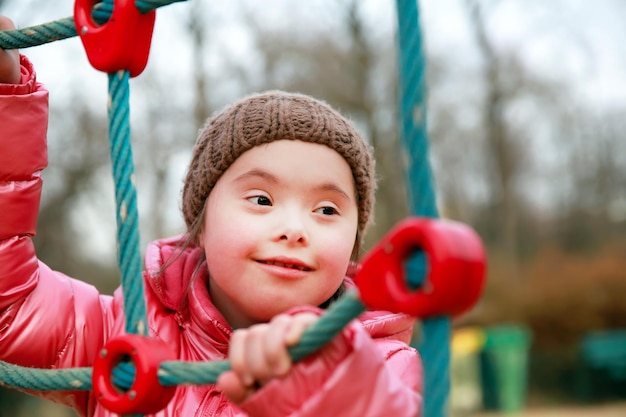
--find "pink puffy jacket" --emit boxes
[0,56,423,417]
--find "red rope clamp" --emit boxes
[355,217,486,318]
[92,334,177,414]
[74,0,156,77]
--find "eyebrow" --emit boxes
[234,169,352,201]
[314,182,352,201]
[234,169,279,184]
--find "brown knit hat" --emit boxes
[182,90,376,239]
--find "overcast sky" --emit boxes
[3,0,625,107]
[2,0,625,262]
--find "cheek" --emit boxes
[202,220,253,292]
[201,195,249,270]
[317,229,357,281]
[203,213,254,260]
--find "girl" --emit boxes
[0,16,422,417]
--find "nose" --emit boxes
[277,208,309,245]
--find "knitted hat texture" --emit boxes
[182,90,376,237]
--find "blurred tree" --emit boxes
[458,0,626,256]
[186,0,212,128]
[131,69,198,243]
[554,107,626,251]
[35,92,119,292]
[465,0,531,271]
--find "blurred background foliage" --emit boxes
[1,0,625,415]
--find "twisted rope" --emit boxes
[0,362,92,391]
[395,1,450,417]
[0,0,186,50]
[108,69,146,335]
[0,292,365,391]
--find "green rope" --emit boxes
[0,292,365,391]
[0,0,186,50]
[395,1,450,416]
[107,70,146,335]
[158,291,366,386]
[0,361,91,391]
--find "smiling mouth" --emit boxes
[257,260,312,271]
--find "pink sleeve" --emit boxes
[0,55,113,416]
[0,53,48,307]
[239,309,423,417]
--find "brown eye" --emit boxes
[248,195,272,206]
[315,206,338,216]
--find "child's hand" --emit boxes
[217,312,319,403]
[0,16,21,85]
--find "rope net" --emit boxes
[0,1,456,416]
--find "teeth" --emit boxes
[262,261,309,271]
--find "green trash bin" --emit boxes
[480,325,532,413]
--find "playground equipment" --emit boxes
[0,1,487,415]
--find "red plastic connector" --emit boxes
[92,334,176,414]
[74,0,156,77]
[355,217,486,318]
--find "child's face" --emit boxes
[200,140,359,329]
